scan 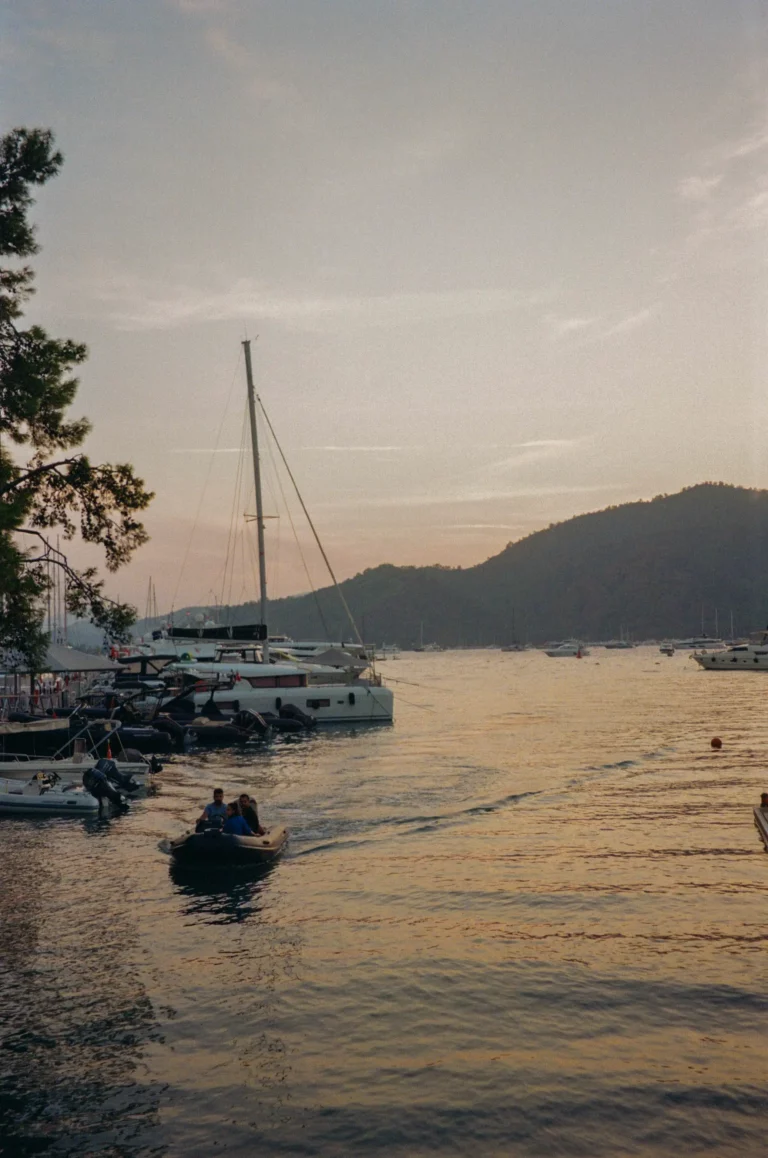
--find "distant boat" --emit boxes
[659,644,675,656]
[693,633,768,671]
[604,639,635,650]
[545,640,590,658]
[674,636,723,650]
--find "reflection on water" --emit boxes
[169,860,276,924]
[2,649,768,1155]
[0,823,166,1156]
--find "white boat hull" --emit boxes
[0,758,151,785]
[693,649,768,671]
[0,777,102,816]
[187,683,394,724]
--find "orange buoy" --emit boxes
[106,740,112,759]
[711,737,722,750]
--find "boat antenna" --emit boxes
[242,339,270,663]
[256,393,365,648]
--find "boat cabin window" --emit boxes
[245,674,307,688]
[307,698,331,709]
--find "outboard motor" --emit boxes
[279,703,318,730]
[93,757,140,794]
[153,715,186,752]
[233,709,271,737]
[83,764,125,807]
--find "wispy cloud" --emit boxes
[599,306,656,339]
[548,315,599,338]
[94,275,552,333]
[677,174,723,202]
[302,445,418,453]
[482,438,582,477]
[319,483,622,511]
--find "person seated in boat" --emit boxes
[238,792,265,835]
[222,800,256,837]
[197,788,227,829]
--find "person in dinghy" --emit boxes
[222,800,256,836]
[238,792,265,836]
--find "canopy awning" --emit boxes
[1,645,121,674]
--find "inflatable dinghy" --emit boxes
[0,775,102,816]
[168,824,289,865]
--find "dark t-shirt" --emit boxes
[242,803,260,830]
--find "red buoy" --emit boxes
[711,737,722,750]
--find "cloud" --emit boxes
[95,275,552,333]
[548,315,599,338]
[318,482,618,511]
[303,445,418,453]
[677,174,724,202]
[599,306,656,339]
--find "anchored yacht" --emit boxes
[693,638,768,671]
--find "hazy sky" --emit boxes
[4,0,768,614]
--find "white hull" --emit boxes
[545,644,590,658]
[0,777,101,816]
[187,682,394,724]
[693,647,768,670]
[0,758,151,785]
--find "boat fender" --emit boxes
[116,747,145,765]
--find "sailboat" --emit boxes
[159,342,394,725]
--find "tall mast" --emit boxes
[242,339,270,663]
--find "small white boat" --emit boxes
[754,805,768,850]
[0,775,102,816]
[659,644,675,656]
[0,756,153,787]
[545,641,590,658]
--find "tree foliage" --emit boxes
[0,127,153,668]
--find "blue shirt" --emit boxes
[203,801,228,821]
[222,814,254,836]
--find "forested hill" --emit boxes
[144,483,768,646]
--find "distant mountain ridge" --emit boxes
[134,484,768,646]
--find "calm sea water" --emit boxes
[1,648,767,1156]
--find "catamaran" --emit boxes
[156,341,393,725]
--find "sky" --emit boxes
[3,0,768,615]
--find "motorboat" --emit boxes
[0,774,102,817]
[0,754,156,789]
[693,641,768,671]
[754,804,768,850]
[155,646,393,725]
[167,824,289,865]
[659,644,675,656]
[545,641,590,658]
[674,636,724,650]
[604,639,635,649]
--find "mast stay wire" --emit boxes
[261,416,332,639]
[170,349,243,618]
[256,395,364,647]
